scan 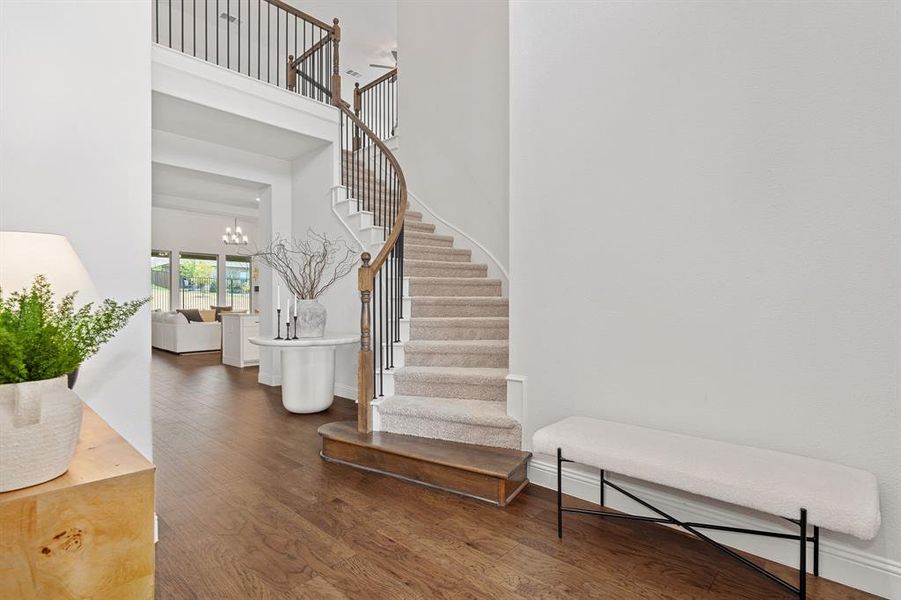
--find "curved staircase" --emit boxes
[152,0,530,506]
[379,208,520,449]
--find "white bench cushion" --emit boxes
[533,416,881,540]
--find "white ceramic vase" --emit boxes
[297,299,327,338]
[0,375,82,492]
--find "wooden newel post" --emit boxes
[357,252,373,433]
[287,55,296,91]
[330,18,342,106]
[353,82,362,150]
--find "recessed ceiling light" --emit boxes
[255,197,260,202]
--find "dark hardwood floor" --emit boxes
[152,350,880,599]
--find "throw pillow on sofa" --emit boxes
[176,308,205,323]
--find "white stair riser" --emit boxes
[346,210,373,231]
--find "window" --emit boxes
[179,253,218,310]
[150,250,171,311]
[225,255,252,312]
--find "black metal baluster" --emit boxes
[379,267,384,396]
[168,0,172,48]
[276,8,280,87]
[293,18,297,91]
[155,0,160,43]
[257,0,260,78]
[237,0,240,72]
[226,0,230,68]
[372,273,376,399]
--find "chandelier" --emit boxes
[222,218,248,245]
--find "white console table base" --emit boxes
[249,334,358,414]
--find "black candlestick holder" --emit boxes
[285,320,292,340]
[275,308,283,339]
[292,316,299,340]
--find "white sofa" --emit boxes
[151,311,221,353]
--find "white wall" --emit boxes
[290,145,360,399]
[510,1,900,595]
[0,1,153,459]
[152,207,257,260]
[396,0,510,269]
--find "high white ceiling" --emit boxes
[289,0,398,90]
[152,163,265,214]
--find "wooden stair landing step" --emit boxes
[319,421,531,507]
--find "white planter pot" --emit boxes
[297,299,327,338]
[0,375,83,492]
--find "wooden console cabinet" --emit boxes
[0,405,155,599]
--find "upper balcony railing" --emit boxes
[354,68,397,146]
[152,0,339,104]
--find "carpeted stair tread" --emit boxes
[410,297,509,318]
[406,231,455,247]
[406,339,508,349]
[405,260,488,278]
[405,340,508,368]
[404,221,436,233]
[405,245,472,262]
[379,396,517,429]
[410,316,509,341]
[408,277,502,297]
[394,366,508,402]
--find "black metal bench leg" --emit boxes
[600,468,605,507]
[813,526,820,577]
[799,508,807,598]
[557,448,563,539]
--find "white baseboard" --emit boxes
[505,374,526,421]
[334,383,357,401]
[257,371,280,386]
[529,456,901,599]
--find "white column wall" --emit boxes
[509,1,900,595]
[0,1,153,459]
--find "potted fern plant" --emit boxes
[0,275,148,492]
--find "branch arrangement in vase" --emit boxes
[0,275,149,385]
[247,231,357,337]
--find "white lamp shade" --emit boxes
[0,231,99,305]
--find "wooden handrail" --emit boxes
[358,67,398,94]
[336,102,407,434]
[337,105,407,273]
[291,33,332,68]
[265,0,334,33]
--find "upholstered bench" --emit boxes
[533,416,881,598]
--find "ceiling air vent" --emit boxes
[345,69,362,79]
[219,12,241,24]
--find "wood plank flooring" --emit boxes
[152,350,881,599]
